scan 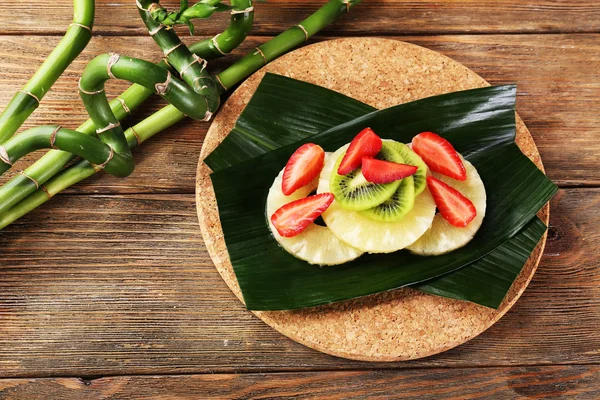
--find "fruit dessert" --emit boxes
[267,128,487,265]
[267,144,364,265]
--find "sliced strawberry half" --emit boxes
[271,193,334,237]
[282,143,325,196]
[337,127,382,175]
[427,176,476,228]
[412,131,467,181]
[362,157,418,184]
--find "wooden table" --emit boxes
[0,1,598,398]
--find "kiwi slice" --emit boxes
[329,142,402,211]
[385,140,428,195]
[359,175,415,222]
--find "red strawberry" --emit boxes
[412,132,467,181]
[337,127,382,175]
[271,193,334,237]
[282,143,325,196]
[362,157,418,184]
[427,176,476,228]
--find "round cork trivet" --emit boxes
[196,38,549,361]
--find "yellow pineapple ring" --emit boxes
[266,157,364,266]
[407,155,486,255]
[318,145,437,254]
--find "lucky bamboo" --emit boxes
[0,0,361,229]
[0,54,212,178]
[0,0,95,144]
[0,0,254,214]
[138,0,221,115]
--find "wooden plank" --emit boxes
[1,366,600,399]
[0,34,597,191]
[1,0,599,36]
[0,188,596,377]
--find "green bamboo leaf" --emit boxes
[414,216,547,308]
[208,74,557,310]
[205,75,374,170]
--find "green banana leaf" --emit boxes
[205,75,375,171]
[414,216,547,308]
[207,74,557,310]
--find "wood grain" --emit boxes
[1,0,599,36]
[0,34,597,192]
[0,188,595,377]
[1,365,599,399]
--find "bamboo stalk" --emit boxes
[0,54,213,179]
[0,126,133,177]
[0,0,361,229]
[188,0,254,57]
[0,0,253,214]
[138,0,220,114]
[0,0,94,144]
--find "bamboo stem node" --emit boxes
[215,75,227,91]
[163,43,183,58]
[40,184,52,200]
[212,35,226,55]
[96,122,121,135]
[20,91,40,104]
[231,6,254,15]
[135,0,149,11]
[148,3,161,13]
[91,147,114,172]
[107,53,120,80]
[18,171,39,189]
[117,98,131,114]
[181,55,207,79]
[130,127,141,146]
[297,24,309,40]
[342,0,351,12]
[255,47,267,65]
[0,146,11,166]
[202,97,213,122]
[78,78,104,95]
[69,22,92,32]
[148,24,165,36]
[49,126,61,149]
[155,72,172,95]
[202,110,214,122]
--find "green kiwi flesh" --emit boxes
[359,175,416,222]
[329,142,402,211]
[385,140,428,196]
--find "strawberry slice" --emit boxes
[427,176,476,227]
[337,127,382,175]
[282,143,325,196]
[412,132,467,181]
[362,157,418,184]
[271,193,334,237]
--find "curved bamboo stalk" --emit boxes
[0,53,211,180]
[0,0,94,144]
[138,0,220,115]
[0,0,361,229]
[188,0,254,57]
[0,126,133,178]
[0,0,254,214]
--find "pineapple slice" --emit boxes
[266,159,364,266]
[317,145,436,253]
[407,155,486,256]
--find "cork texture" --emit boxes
[196,38,550,361]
